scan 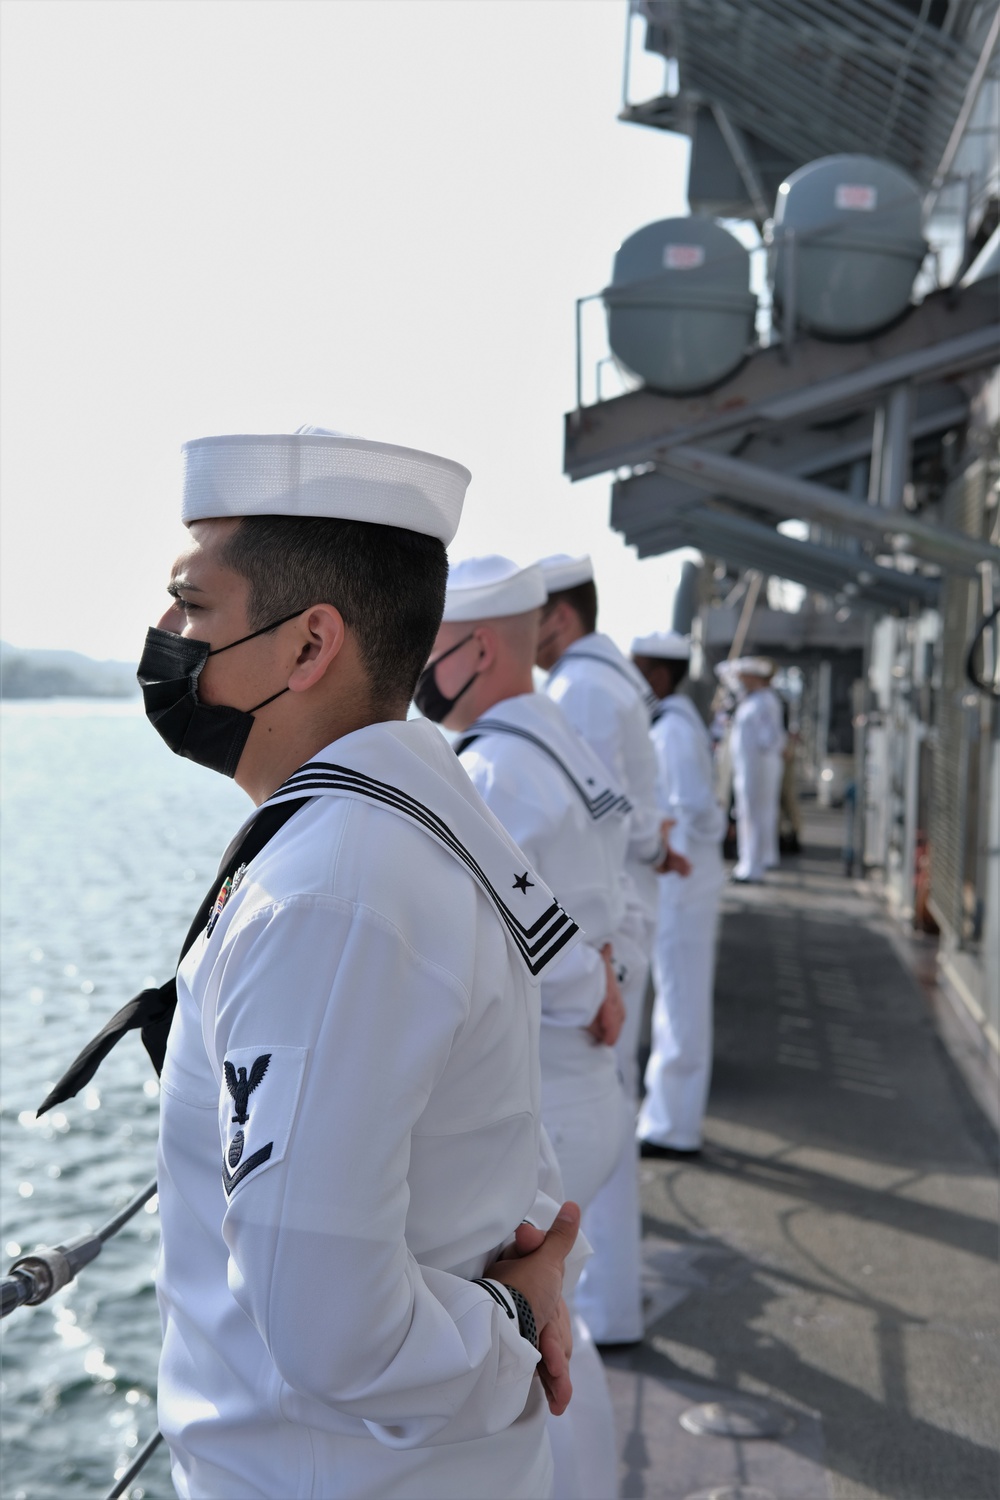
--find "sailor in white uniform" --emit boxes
[417,554,643,1500]
[631,632,726,1157]
[143,429,585,1500]
[533,555,689,1345]
[728,657,786,883]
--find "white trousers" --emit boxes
[733,752,783,880]
[637,861,723,1150]
[543,1070,624,1500]
[572,958,649,1345]
[547,1313,619,1500]
[542,1069,627,1215]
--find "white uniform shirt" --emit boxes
[156,718,581,1500]
[456,693,639,1102]
[544,633,661,926]
[730,687,786,782]
[650,695,727,863]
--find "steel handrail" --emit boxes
[1,1176,157,1317]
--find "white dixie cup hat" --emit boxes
[535,553,595,593]
[442,556,547,622]
[630,630,692,660]
[730,655,776,678]
[180,425,471,545]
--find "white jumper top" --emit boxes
[156,717,580,1500]
[544,633,662,927]
[650,695,727,858]
[456,693,640,1104]
[730,686,787,784]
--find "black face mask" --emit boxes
[413,633,479,724]
[137,610,305,777]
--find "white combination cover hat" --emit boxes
[631,629,692,660]
[181,426,471,545]
[536,553,594,592]
[442,556,547,622]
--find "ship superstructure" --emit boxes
[566,0,1000,1075]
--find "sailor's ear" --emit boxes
[552,598,575,634]
[472,625,499,671]
[287,604,345,691]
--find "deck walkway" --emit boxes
[605,809,1000,1500]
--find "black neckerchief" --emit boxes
[37,797,312,1117]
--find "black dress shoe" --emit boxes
[638,1141,701,1160]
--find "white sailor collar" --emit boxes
[556,634,659,720]
[457,694,632,824]
[250,718,580,980]
[653,694,709,733]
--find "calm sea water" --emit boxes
[1,701,248,1500]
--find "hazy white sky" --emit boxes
[1,0,696,661]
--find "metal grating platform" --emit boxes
[626,0,994,193]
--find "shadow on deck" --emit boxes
[606,807,1000,1500]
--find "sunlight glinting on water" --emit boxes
[1,702,248,1500]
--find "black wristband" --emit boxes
[473,1278,539,1349]
[506,1286,539,1350]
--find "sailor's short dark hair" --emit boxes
[221,515,447,714]
[635,654,689,690]
[544,579,598,636]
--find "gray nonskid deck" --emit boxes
[605,807,999,1500]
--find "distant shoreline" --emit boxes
[0,642,138,700]
[1,687,139,700]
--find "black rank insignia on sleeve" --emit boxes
[222,1052,274,1194]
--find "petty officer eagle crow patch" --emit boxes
[219,1045,307,1197]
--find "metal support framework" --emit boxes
[612,475,941,610]
[710,102,771,223]
[730,570,764,657]
[925,4,1000,213]
[644,386,969,520]
[754,324,999,429]
[564,276,999,481]
[656,445,1000,572]
[625,0,988,194]
[879,383,917,510]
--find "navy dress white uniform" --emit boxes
[729,658,786,882]
[633,633,726,1153]
[446,564,640,1219]
[153,433,583,1500]
[537,554,662,1344]
[440,557,640,1500]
